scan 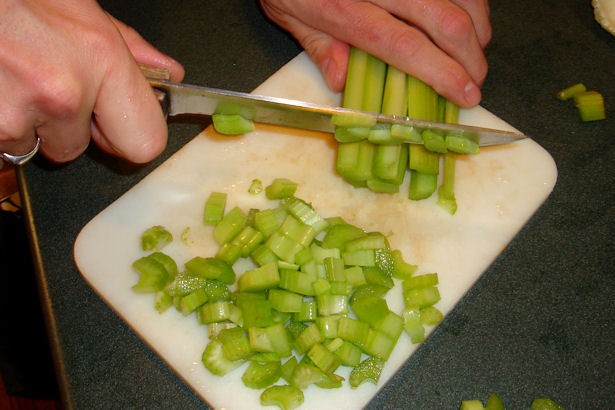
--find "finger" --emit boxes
[0,96,37,156]
[91,58,168,164]
[35,109,92,163]
[261,3,349,91]
[376,0,488,85]
[108,14,185,82]
[448,0,492,48]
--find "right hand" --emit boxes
[260,0,492,108]
[0,0,184,165]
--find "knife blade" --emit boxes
[143,67,527,147]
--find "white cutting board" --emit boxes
[74,52,557,409]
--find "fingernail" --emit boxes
[464,81,481,106]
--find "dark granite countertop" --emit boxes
[17,0,615,408]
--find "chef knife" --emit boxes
[141,65,527,147]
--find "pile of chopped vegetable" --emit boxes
[556,83,606,122]
[460,393,564,410]
[131,178,444,409]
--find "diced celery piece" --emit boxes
[204,192,227,225]
[154,291,173,313]
[238,262,280,292]
[218,327,253,361]
[230,225,264,258]
[362,266,394,289]
[265,178,298,200]
[460,400,485,410]
[485,393,506,410]
[265,323,293,357]
[280,356,298,383]
[316,294,349,316]
[330,281,352,295]
[132,256,170,293]
[324,257,345,282]
[574,91,606,121]
[279,269,315,296]
[268,289,303,313]
[282,197,329,234]
[334,127,369,143]
[374,310,404,341]
[409,170,438,200]
[214,206,247,245]
[350,294,390,326]
[333,339,362,367]
[349,356,385,388]
[235,293,273,328]
[556,83,586,100]
[311,243,341,264]
[404,286,441,308]
[294,323,325,355]
[294,300,318,322]
[249,327,274,352]
[403,273,439,290]
[344,266,367,289]
[141,225,172,251]
[260,385,304,410]
[251,244,279,267]
[279,215,316,247]
[408,144,439,174]
[420,306,443,326]
[212,113,255,135]
[530,398,564,410]
[446,132,479,155]
[316,315,341,339]
[179,287,209,316]
[202,339,245,376]
[308,343,342,373]
[197,301,231,324]
[293,246,313,265]
[392,249,418,280]
[342,249,376,266]
[421,129,447,153]
[241,361,281,389]
[390,125,422,143]
[345,233,386,252]
[248,179,263,195]
[363,328,396,360]
[254,207,287,237]
[208,322,236,340]
[266,231,304,264]
[215,242,242,265]
[312,278,331,296]
[337,317,369,345]
[402,308,425,343]
[285,320,307,340]
[289,362,328,390]
[184,257,235,284]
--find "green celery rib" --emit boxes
[361,54,387,113]
[438,100,460,214]
[341,47,369,110]
[381,65,407,116]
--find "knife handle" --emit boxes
[138,64,171,118]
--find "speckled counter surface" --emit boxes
[17,0,615,408]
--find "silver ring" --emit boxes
[0,136,41,166]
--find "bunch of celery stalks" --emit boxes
[211,46,481,216]
[132,49,487,410]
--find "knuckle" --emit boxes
[437,7,474,41]
[37,75,85,118]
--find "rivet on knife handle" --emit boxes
[139,64,171,118]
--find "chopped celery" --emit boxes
[241,361,281,389]
[485,393,506,410]
[279,215,316,247]
[421,129,447,153]
[556,83,586,100]
[460,400,485,410]
[282,197,329,234]
[260,385,304,410]
[419,306,443,326]
[402,308,425,343]
[404,286,441,308]
[408,145,439,174]
[265,323,293,357]
[289,362,328,390]
[235,293,273,328]
[349,356,385,388]
[178,287,209,316]
[294,323,325,355]
[343,249,376,267]
[322,223,366,250]
[280,356,298,383]
[197,301,231,324]
[408,170,438,200]
[332,339,362,367]
[185,257,235,284]
[316,294,349,316]
[238,262,280,292]
[266,232,304,264]
[315,315,341,339]
[279,269,315,296]
[307,343,342,373]
[294,300,318,322]
[574,91,606,121]
[337,317,369,345]
[249,179,263,195]
[132,256,170,293]
[218,327,253,361]
[268,289,303,313]
[403,273,439,290]
[265,178,298,200]
[530,398,564,410]
[254,207,287,237]
[345,233,386,252]
[204,192,227,225]
[363,328,396,360]
[202,339,245,376]
[212,113,255,135]
[349,293,390,326]
[214,206,247,245]
[141,225,172,251]
[154,291,173,313]
[324,257,345,282]
[391,249,418,280]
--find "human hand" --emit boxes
[0,0,184,165]
[260,0,491,108]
